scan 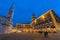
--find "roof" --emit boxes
[31,9,60,24]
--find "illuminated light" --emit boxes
[30,29,33,32]
[34,19,37,24]
[23,29,26,32]
[11,29,17,32]
[41,15,45,19]
[50,22,52,23]
[22,29,29,32]
[47,28,50,30]
[34,29,38,32]
[47,28,51,32]
[54,28,56,33]
[18,31,22,32]
[25,29,29,32]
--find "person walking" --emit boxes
[44,31,48,38]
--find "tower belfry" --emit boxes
[32,13,36,21]
[32,13,37,26]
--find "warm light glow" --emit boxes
[25,29,29,32]
[22,29,39,32]
[34,19,37,24]
[11,29,17,32]
[30,29,33,32]
[23,29,26,32]
[41,15,45,19]
[47,28,50,30]
[53,28,56,32]
[18,31,22,32]
[34,29,38,32]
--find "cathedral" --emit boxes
[0,4,14,34]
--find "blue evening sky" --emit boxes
[0,0,60,26]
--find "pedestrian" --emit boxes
[44,31,48,38]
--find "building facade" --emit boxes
[0,4,14,34]
[16,10,60,32]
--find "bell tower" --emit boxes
[32,13,37,26]
[32,13,36,21]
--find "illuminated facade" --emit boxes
[32,10,60,29]
[16,10,60,32]
[0,4,14,34]
[16,24,33,32]
[17,24,32,29]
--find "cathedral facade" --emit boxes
[0,4,14,34]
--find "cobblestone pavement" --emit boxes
[0,32,60,40]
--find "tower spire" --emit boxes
[32,13,36,21]
[7,3,14,21]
